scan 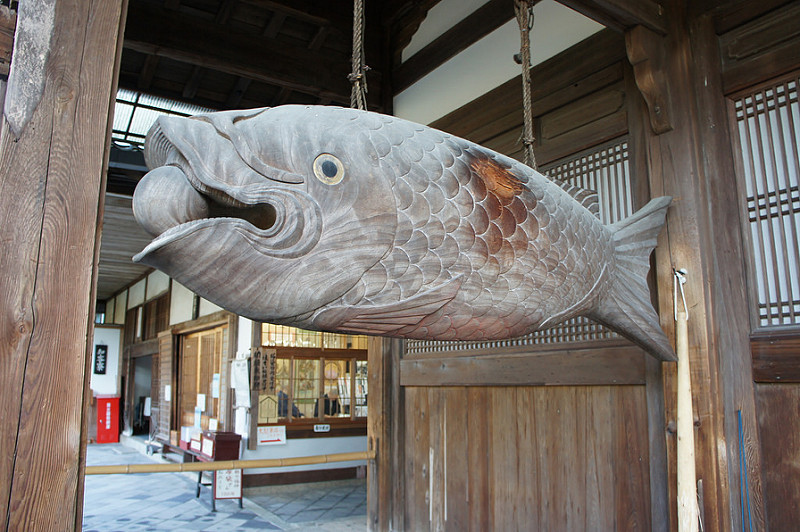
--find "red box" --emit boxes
[96,396,120,444]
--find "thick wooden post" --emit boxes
[367,337,404,531]
[0,1,126,530]
[626,2,766,530]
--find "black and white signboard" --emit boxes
[94,345,108,375]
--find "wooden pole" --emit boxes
[85,450,376,475]
[676,308,699,532]
[0,1,126,530]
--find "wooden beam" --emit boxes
[262,11,286,38]
[751,335,800,383]
[182,65,204,100]
[625,24,673,134]
[215,0,237,25]
[367,337,405,532]
[0,0,126,529]
[556,0,667,35]
[627,5,766,530]
[393,0,516,94]
[123,1,360,106]
[400,343,647,386]
[137,54,159,91]
[225,77,251,109]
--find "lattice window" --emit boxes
[407,137,634,355]
[733,74,800,328]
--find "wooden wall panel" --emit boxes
[401,385,651,531]
[430,30,628,167]
[755,383,800,531]
[156,331,173,440]
[718,2,800,95]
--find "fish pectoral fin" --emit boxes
[312,275,463,335]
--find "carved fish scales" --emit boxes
[132,105,675,360]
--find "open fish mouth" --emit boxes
[132,121,322,262]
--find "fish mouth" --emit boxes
[133,121,322,262]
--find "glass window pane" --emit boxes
[292,359,319,419]
[355,361,368,417]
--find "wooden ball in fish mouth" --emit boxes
[133,165,209,237]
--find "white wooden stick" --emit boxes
[676,309,699,532]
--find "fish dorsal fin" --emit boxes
[554,178,600,218]
[312,275,463,335]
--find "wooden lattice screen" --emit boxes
[407,137,633,355]
[732,73,800,329]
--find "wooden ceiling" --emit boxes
[98,0,442,301]
[118,0,441,113]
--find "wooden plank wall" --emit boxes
[0,1,126,530]
[403,386,652,531]
[755,383,800,531]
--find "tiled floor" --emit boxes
[82,441,367,531]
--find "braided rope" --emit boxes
[349,0,368,110]
[514,0,537,170]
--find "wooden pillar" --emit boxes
[625,1,766,530]
[0,0,126,530]
[367,337,404,531]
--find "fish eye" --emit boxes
[313,153,344,185]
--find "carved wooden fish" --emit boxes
[133,105,674,360]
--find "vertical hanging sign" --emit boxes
[94,345,108,375]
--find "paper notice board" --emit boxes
[214,469,242,499]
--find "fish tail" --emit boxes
[587,197,676,361]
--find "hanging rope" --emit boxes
[349,0,369,110]
[514,0,537,169]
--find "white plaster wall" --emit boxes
[169,281,195,325]
[145,270,170,300]
[393,0,603,125]
[237,317,253,356]
[242,436,368,475]
[199,298,223,317]
[90,326,122,396]
[113,291,127,324]
[127,279,146,309]
[402,0,488,61]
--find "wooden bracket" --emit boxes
[625,24,673,135]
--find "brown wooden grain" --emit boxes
[466,387,489,531]
[442,388,468,531]
[751,335,800,382]
[755,383,800,531]
[398,384,652,530]
[0,0,125,529]
[400,344,646,386]
[718,2,800,95]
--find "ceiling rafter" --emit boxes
[124,1,363,107]
[555,0,667,34]
[393,0,519,95]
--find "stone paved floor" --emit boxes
[82,440,367,531]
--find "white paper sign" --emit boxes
[231,360,250,408]
[201,436,214,457]
[208,418,218,431]
[164,385,171,401]
[212,373,220,398]
[257,425,287,445]
[196,393,206,411]
[214,469,242,499]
